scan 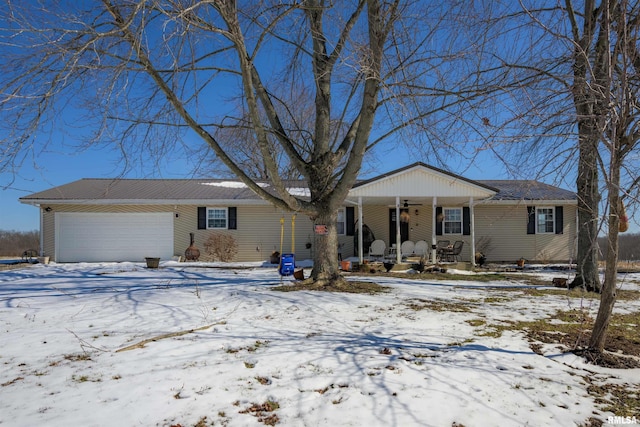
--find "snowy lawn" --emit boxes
[1,261,639,427]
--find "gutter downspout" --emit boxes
[39,205,44,257]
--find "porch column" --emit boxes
[358,196,364,264]
[396,196,402,264]
[469,197,476,267]
[431,197,437,263]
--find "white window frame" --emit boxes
[443,207,462,235]
[536,207,555,234]
[336,208,346,235]
[207,207,228,229]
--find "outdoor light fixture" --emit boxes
[44,207,52,212]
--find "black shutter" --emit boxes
[436,206,443,236]
[228,207,237,230]
[527,206,536,234]
[346,207,355,236]
[555,206,563,234]
[197,207,207,230]
[463,206,471,235]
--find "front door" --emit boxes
[389,208,409,246]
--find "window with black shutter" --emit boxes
[555,206,563,234]
[228,207,237,230]
[346,206,355,236]
[197,207,207,230]
[526,206,536,234]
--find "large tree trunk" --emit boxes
[568,1,607,293]
[570,130,602,292]
[308,207,346,287]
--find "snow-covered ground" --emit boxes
[1,261,638,427]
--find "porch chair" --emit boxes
[414,240,429,257]
[400,240,415,259]
[368,240,386,261]
[435,240,450,262]
[445,240,464,262]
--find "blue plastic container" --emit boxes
[279,253,295,276]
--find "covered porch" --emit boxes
[345,163,498,267]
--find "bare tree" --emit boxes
[475,0,640,356]
[201,85,346,181]
[589,0,640,353]
[0,1,484,285]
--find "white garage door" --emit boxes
[56,212,174,262]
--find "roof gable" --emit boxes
[349,162,498,199]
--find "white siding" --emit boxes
[474,204,577,262]
[56,212,173,262]
[350,168,495,199]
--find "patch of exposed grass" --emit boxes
[194,416,209,427]
[495,286,639,300]
[471,308,640,361]
[405,298,472,312]
[1,377,24,387]
[226,340,270,354]
[239,400,280,426]
[64,353,92,362]
[483,296,513,304]
[475,326,510,338]
[272,280,389,294]
[255,376,271,385]
[446,338,474,347]
[248,340,269,352]
[584,376,640,416]
[388,271,516,283]
[71,374,101,383]
[465,318,486,327]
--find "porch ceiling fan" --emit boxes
[403,199,422,208]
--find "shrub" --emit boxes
[203,233,238,262]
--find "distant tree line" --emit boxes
[0,230,39,257]
[598,233,640,261]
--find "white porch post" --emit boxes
[396,196,402,264]
[358,196,363,264]
[431,197,437,263]
[469,197,476,267]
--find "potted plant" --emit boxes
[145,257,160,268]
[270,250,281,264]
[517,257,526,268]
[412,256,426,273]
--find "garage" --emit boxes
[55,212,174,263]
